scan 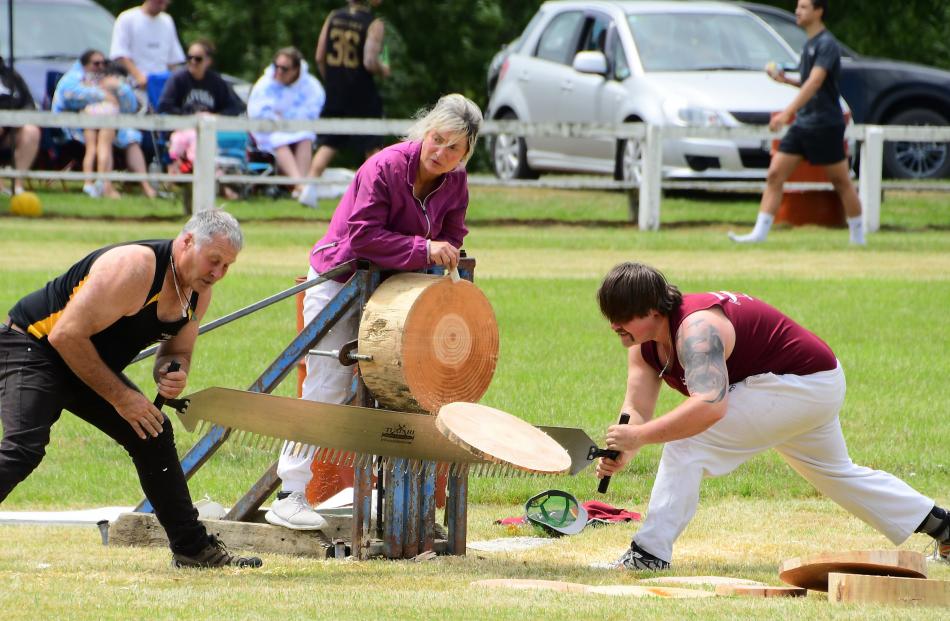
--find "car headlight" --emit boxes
[662,99,726,127]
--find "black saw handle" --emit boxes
[153,360,181,409]
[597,412,630,493]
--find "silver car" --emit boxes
[486,0,803,181]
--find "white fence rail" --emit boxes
[1,110,948,232]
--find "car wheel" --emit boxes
[614,137,644,184]
[491,112,539,180]
[883,108,950,179]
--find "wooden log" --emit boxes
[358,273,499,413]
[436,402,571,474]
[829,573,950,607]
[715,584,807,598]
[641,576,765,586]
[779,550,927,592]
[471,579,714,598]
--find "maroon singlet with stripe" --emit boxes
[642,291,837,397]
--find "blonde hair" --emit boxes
[405,93,483,166]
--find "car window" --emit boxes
[753,11,808,52]
[627,12,796,72]
[0,2,113,59]
[579,15,610,53]
[535,11,584,65]
[608,30,631,81]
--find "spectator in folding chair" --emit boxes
[247,47,325,200]
[158,39,245,199]
[0,57,41,196]
[52,50,156,199]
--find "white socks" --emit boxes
[728,212,774,243]
[847,215,866,245]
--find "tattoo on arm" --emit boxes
[677,318,728,404]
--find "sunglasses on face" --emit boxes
[187,55,206,63]
[89,60,105,68]
[274,64,295,73]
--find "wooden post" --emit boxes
[829,573,950,607]
[192,114,217,213]
[859,125,884,234]
[639,123,662,231]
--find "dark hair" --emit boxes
[274,46,302,69]
[190,38,216,58]
[811,0,828,19]
[79,49,104,66]
[597,262,682,324]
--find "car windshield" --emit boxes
[0,2,114,60]
[627,12,796,72]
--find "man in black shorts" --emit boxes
[298,0,390,208]
[729,0,864,245]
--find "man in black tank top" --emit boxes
[297,0,390,208]
[0,209,261,568]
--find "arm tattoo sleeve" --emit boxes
[677,318,728,403]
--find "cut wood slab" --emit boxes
[472,579,714,598]
[640,576,766,586]
[715,584,807,598]
[437,402,572,474]
[587,585,715,598]
[779,550,927,592]
[358,273,499,413]
[472,579,589,593]
[828,572,950,607]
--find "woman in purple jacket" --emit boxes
[267,93,483,530]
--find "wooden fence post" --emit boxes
[639,123,662,231]
[192,114,218,213]
[859,125,884,234]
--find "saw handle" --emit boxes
[597,412,630,494]
[153,360,181,409]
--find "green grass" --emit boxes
[1,187,948,619]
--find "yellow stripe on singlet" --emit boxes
[27,278,162,338]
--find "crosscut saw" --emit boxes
[166,388,603,477]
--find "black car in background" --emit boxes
[741,2,950,179]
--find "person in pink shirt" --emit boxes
[594,261,948,570]
[266,93,483,530]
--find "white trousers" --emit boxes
[634,363,934,562]
[276,267,360,493]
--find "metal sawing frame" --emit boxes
[133,258,477,560]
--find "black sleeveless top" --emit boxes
[8,239,198,371]
[323,4,382,116]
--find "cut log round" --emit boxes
[828,572,950,607]
[358,273,499,413]
[715,584,806,598]
[436,402,571,474]
[779,550,927,592]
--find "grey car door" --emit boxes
[516,10,585,156]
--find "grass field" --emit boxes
[0,186,948,619]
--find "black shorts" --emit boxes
[317,106,384,154]
[778,123,847,165]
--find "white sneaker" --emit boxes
[265,491,327,530]
[82,183,101,198]
[727,230,765,244]
[297,183,319,209]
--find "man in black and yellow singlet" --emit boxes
[0,209,261,569]
[297,0,390,208]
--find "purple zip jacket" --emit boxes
[309,140,469,280]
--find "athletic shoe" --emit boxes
[172,535,262,568]
[82,183,101,198]
[727,230,765,244]
[265,491,328,530]
[612,541,670,571]
[939,540,949,562]
[297,183,319,209]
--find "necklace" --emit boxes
[658,343,673,378]
[169,254,190,319]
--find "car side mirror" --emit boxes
[572,51,608,76]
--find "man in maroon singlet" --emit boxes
[594,261,948,570]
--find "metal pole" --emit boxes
[7,0,14,69]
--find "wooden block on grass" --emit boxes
[715,584,806,598]
[828,573,950,607]
[641,576,765,587]
[472,579,714,598]
[779,550,926,592]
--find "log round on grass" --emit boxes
[358,273,499,413]
[779,550,927,592]
[436,402,571,474]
